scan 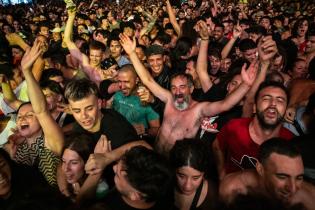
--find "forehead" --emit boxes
[18,104,33,114]
[69,94,97,108]
[90,49,102,55]
[63,148,82,160]
[148,54,163,60]
[265,153,303,174]
[110,40,121,46]
[258,86,287,100]
[171,76,189,85]
[118,70,135,79]
[177,166,203,176]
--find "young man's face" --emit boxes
[39,26,49,38]
[243,48,257,63]
[89,49,103,67]
[110,40,123,59]
[255,86,287,130]
[147,54,164,76]
[306,35,315,53]
[260,153,304,204]
[69,94,101,132]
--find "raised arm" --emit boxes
[242,36,277,117]
[21,40,64,155]
[221,23,242,59]
[200,61,257,117]
[1,75,22,110]
[119,34,172,103]
[6,33,30,51]
[195,20,213,92]
[165,0,181,36]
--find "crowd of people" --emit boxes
[0,0,315,209]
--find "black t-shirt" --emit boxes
[102,189,172,210]
[74,109,138,149]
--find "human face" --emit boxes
[270,55,284,72]
[306,35,315,53]
[62,149,85,184]
[243,48,257,63]
[39,26,49,38]
[260,18,271,30]
[52,32,61,42]
[213,26,224,41]
[118,71,137,96]
[0,154,11,199]
[37,35,48,53]
[209,55,221,73]
[297,20,308,37]
[107,12,114,23]
[291,60,307,79]
[89,49,103,67]
[147,54,164,76]
[261,153,304,203]
[69,94,101,132]
[42,88,59,111]
[135,47,146,62]
[170,76,192,110]
[227,74,242,95]
[255,87,287,130]
[176,166,204,195]
[220,58,232,73]
[185,60,197,80]
[113,160,138,199]
[110,40,123,59]
[123,27,135,38]
[16,104,41,138]
[12,48,23,64]
[249,33,260,43]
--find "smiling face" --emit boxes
[62,149,85,184]
[176,166,204,195]
[255,86,287,130]
[16,104,41,138]
[147,54,164,76]
[261,153,304,204]
[117,70,138,96]
[0,153,11,199]
[89,49,103,67]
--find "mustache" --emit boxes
[174,94,184,99]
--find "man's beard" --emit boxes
[174,94,189,111]
[256,108,284,130]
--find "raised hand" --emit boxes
[21,39,42,71]
[195,20,210,40]
[232,22,243,39]
[137,85,154,104]
[119,33,136,55]
[85,153,114,175]
[94,135,112,154]
[258,35,278,64]
[241,60,258,86]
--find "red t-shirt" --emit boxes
[217,118,293,174]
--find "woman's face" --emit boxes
[176,166,204,195]
[16,104,41,138]
[297,20,308,37]
[62,149,85,184]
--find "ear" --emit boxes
[256,161,264,177]
[253,103,257,114]
[129,191,143,201]
[189,85,194,94]
[97,99,102,110]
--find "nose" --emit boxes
[63,162,71,172]
[81,110,88,120]
[286,179,297,195]
[183,179,192,191]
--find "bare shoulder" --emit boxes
[219,170,259,203]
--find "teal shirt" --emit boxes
[112,92,159,128]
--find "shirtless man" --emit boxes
[119,34,257,154]
[64,9,116,86]
[219,138,315,210]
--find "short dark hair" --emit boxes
[145,44,164,57]
[89,40,106,52]
[170,73,194,88]
[239,38,257,52]
[170,139,210,177]
[258,138,300,165]
[122,146,172,202]
[254,81,289,104]
[64,78,99,102]
[40,80,63,95]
